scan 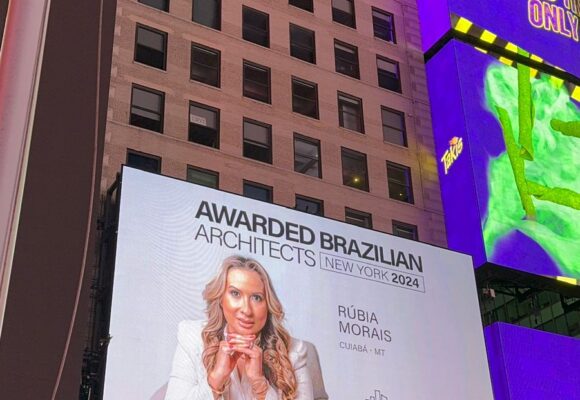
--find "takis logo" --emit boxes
[440,136,464,175]
[365,389,388,400]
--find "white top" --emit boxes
[165,320,314,400]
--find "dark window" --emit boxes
[243,119,272,163]
[294,134,321,178]
[345,208,372,228]
[341,148,368,191]
[191,43,220,87]
[187,166,219,188]
[243,61,271,103]
[377,56,401,93]
[332,0,355,28]
[243,6,269,47]
[130,85,164,133]
[138,0,169,12]
[381,107,407,146]
[189,102,219,147]
[372,8,396,43]
[135,25,167,70]
[243,181,272,203]
[387,162,414,203]
[292,78,318,119]
[289,0,313,12]
[296,195,324,216]
[338,93,364,133]
[393,221,418,240]
[334,40,359,79]
[127,150,161,173]
[193,0,221,30]
[290,24,315,63]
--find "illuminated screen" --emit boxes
[427,39,580,278]
[485,323,580,399]
[102,167,493,400]
[417,0,580,77]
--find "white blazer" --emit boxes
[165,320,315,400]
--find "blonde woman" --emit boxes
[165,256,314,400]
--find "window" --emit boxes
[387,162,414,203]
[372,8,396,43]
[334,40,359,79]
[345,208,372,228]
[191,43,220,87]
[377,56,401,93]
[243,119,272,163]
[243,61,271,103]
[296,196,324,216]
[289,0,313,12]
[381,107,407,146]
[290,24,315,63]
[138,0,169,12]
[243,7,269,47]
[292,78,318,119]
[338,93,364,133]
[294,135,321,178]
[130,85,164,132]
[332,0,356,28]
[187,166,218,188]
[193,0,221,30]
[393,221,418,240]
[127,150,161,173]
[243,181,272,203]
[341,148,368,191]
[189,102,219,147]
[134,25,167,70]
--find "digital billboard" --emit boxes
[102,167,493,400]
[417,0,580,77]
[427,39,580,278]
[485,323,580,399]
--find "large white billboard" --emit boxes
[103,167,493,400]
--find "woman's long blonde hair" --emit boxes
[201,256,297,400]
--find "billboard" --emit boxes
[485,323,580,399]
[427,39,580,278]
[417,0,580,77]
[102,167,493,400]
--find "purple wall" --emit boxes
[485,323,580,400]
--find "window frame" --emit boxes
[192,0,221,30]
[341,147,369,192]
[337,92,364,133]
[334,39,359,79]
[243,180,273,203]
[377,55,402,93]
[188,101,220,148]
[386,161,414,204]
[372,7,396,43]
[126,149,161,173]
[186,165,219,188]
[243,60,271,104]
[292,77,319,119]
[190,42,221,87]
[345,208,373,229]
[289,0,313,12]
[130,84,165,133]
[242,6,270,47]
[295,195,324,216]
[332,0,356,28]
[134,24,167,70]
[293,134,321,178]
[381,106,407,147]
[392,220,419,241]
[289,24,316,64]
[243,118,273,164]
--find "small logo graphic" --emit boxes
[365,389,389,400]
[440,136,464,175]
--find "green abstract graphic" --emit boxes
[483,62,580,277]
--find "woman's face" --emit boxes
[222,268,268,335]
